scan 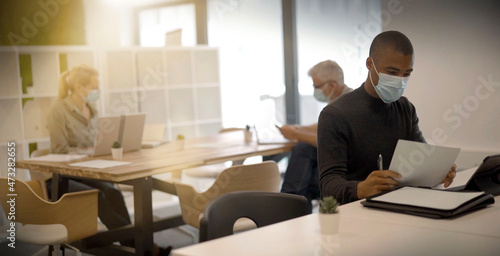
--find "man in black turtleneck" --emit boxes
[317,31,456,205]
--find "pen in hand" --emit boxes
[377,154,383,170]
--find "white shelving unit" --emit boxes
[0,45,222,179]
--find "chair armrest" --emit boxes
[54,189,99,242]
[174,182,203,228]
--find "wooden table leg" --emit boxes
[131,177,154,255]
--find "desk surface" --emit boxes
[173,169,500,256]
[173,212,500,256]
[17,131,295,182]
[15,131,295,255]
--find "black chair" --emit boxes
[199,191,309,242]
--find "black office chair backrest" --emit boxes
[199,191,308,242]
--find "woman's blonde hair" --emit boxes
[58,64,99,99]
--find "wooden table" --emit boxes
[17,131,295,256]
[172,168,500,256]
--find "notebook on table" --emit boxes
[361,186,495,219]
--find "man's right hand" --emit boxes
[357,170,401,199]
[278,124,300,140]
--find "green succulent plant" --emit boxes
[112,141,121,148]
[319,196,339,214]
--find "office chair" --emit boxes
[0,178,98,256]
[199,191,308,242]
[28,148,52,199]
[174,161,281,229]
[180,128,253,191]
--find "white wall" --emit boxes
[82,0,175,47]
[381,0,500,158]
[82,0,124,46]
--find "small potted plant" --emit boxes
[318,196,340,235]
[111,141,123,159]
[176,134,185,150]
[244,124,253,144]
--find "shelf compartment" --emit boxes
[104,51,135,90]
[104,91,139,116]
[139,89,167,124]
[165,50,192,86]
[30,52,59,96]
[0,99,23,142]
[194,50,219,84]
[22,97,55,140]
[62,51,96,71]
[168,88,195,123]
[197,122,222,137]
[136,50,165,88]
[0,52,20,97]
[170,124,196,140]
[196,87,222,120]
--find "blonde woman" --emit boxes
[46,65,135,248]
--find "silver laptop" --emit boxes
[142,124,168,148]
[92,116,121,156]
[121,113,146,152]
[92,113,146,156]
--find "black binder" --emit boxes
[361,186,495,219]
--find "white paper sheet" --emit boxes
[389,140,460,187]
[68,160,131,169]
[372,187,484,210]
[255,126,292,145]
[29,154,88,162]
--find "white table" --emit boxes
[172,168,500,256]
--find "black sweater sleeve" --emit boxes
[317,105,359,204]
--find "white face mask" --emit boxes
[78,86,100,103]
[313,87,329,102]
[369,59,409,103]
[313,81,333,103]
[85,89,100,103]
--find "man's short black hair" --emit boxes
[369,31,414,58]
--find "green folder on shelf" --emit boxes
[19,54,33,94]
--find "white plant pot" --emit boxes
[176,139,185,150]
[318,213,340,235]
[111,147,123,160]
[244,130,253,144]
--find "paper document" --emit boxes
[29,154,87,162]
[389,140,460,187]
[255,126,293,145]
[372,187,484,210]
[68,160,131,169]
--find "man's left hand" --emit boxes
[442,164,457,188]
